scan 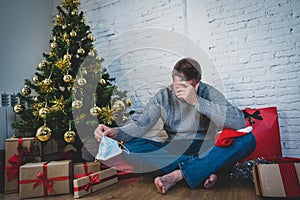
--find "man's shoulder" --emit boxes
[156,84,173,94]
[199,81,221,97]
[152,84,174,102]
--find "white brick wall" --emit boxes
[77,0,300,157]
[80,0,188,112]
[206,0,300,157]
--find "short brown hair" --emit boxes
[172,58,202,82]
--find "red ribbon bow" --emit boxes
[6,154,22,181]
[84,174,101,192]
[5,138,23,181]
[33,172,54,194]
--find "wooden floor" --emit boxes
[1,170,299,200]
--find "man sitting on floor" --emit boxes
[94,57,256,194]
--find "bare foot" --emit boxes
[203,174,217,189]
[154,169,183,194]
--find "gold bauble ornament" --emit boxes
[64,130,76,143]
[77,48,85,55]
[38,61,47,69]
[63,74,73,83]
[87,33,95,41]
[32,75,39,84]
[99,78,106,85]
[36,125,52,142]
[13,104,25,114]
[72,100,83,109]
[125,98,132,107]
[77,77,87,86]
[90,106,101,117]
[112,100,126,112]
[50,42,57,49]
[43,78,52,86]
[81,69,88,76]
[21,87,31,96]
[63,53,72,61]
[39,107,50,119]
[96,55,103,62]
[88,51,95,57]
[70,30,77,37]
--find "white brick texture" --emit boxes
[206,0,300,157]
[77,0,300,157]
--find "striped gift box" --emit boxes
[253,163,300,198]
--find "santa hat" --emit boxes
[215,126,253,147]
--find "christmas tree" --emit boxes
[11,0,132,161]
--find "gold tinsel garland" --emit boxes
[31,102,44,117]
[62,0,80,10]
[55,58,70,70]
[37,81,54,93]
[50,96,67,114]
[100,106,114,125]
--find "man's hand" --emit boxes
[94,124,117,142]
[175,81,199,106]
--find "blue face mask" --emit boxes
[95,136,128,161]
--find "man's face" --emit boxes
[172,74,198,94]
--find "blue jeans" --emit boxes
[123,132,256,189]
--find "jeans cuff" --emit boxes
[179,163,196,189]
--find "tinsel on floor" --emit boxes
[230,158,274,180]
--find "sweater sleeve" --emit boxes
[195,84,245,130]
[114,94,161,142]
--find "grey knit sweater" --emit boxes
[115,81,245,142]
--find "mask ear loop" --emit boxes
[118,142,130,154]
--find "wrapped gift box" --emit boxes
[73,161,101,179]
[253,163,300,198]
[19,160,72,199]
[73,168,118,198]
[4,137,41,193]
